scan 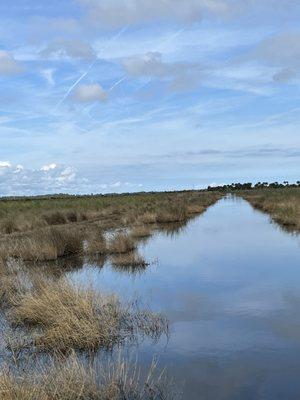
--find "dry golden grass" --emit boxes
[0,227,84,262]
[85,230,107,255]
[0,354,176,400]
[0,260,32,309]
[130,225,152,239]
[138,212,158,224]
[240,188,300,231]
[187,204,205,214]
[0,191,222,261]
[6,276,168,353]
[108,232,136,254]
[110,252,149,269]
[156,205,188,224]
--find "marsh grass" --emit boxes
[130,225,153,239]
[0,191,222,261]
[138,212,158,224]
[239,188,300,232]
[108,233,136,254]
[156,205,188,224]
[85,230,107,255]
[110,252,149,272]
[0,353,177,400]
[5,275,168,353]
[0,227,84,262]
[43,211,67,226]
[0,260,32,310]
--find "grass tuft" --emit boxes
[108,233,136,254]
[110,252,149,270]
[7,277,168,353]
[0,354,177,400]
[130,225,152,239]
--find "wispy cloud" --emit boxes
[0,50,22,75]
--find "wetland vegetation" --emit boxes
[1,186,300,399]
[0,190,221,262]
[238,187,300,232]
[0,190,221,400]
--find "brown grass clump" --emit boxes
[108,233,136,254]
[43,211,67,226]
[7,278,168,353]
[0,354,176,400]
[66,210,78,222]
[187,204,205,214]
[156,205,188,224]
[130,225,152,239]
[85,230,107,255]
[0,260,32,309]
[0,227,83,262]
[138,212,158,224]
[0,216,31,235]
[110,252,149,269]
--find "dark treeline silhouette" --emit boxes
[207,181,300,192]
[0,189,201,202]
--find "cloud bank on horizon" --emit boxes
[0,0,299,195]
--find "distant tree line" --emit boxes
[207,181,300,192]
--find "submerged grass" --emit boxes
[111,252,149,269]
[0,353,177,400]
[2,263,167,354]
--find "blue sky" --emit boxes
[0,0,300,195]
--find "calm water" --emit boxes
[68,196,300,400]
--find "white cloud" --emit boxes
[0,51,22,75]
[41,163,57,171]
[41,69,55,85]
[56,167,76,183]
[122,52,203,91]
[123,52,169,77]
[0,161,11,168]
[14,164,24,173]
[77,0,229,28]
[0,163,83,196]
[244,31,300,83]
[0,161,143,196]
[73,83,107,103]
[40,39,96,60]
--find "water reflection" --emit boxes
[57,198,300,398]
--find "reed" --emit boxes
[0,353,176,400]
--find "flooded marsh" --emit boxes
[1,193,300,399]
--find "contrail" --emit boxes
[52,25,130,113]
[108,77,127,92]
[83,27,186,133]
[107,27,186,93]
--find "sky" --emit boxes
[0,0,300,195]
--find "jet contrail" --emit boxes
[52,25,130,113]
[108,77,127,92]
[107,27,186,93]
[84,27,187,133]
